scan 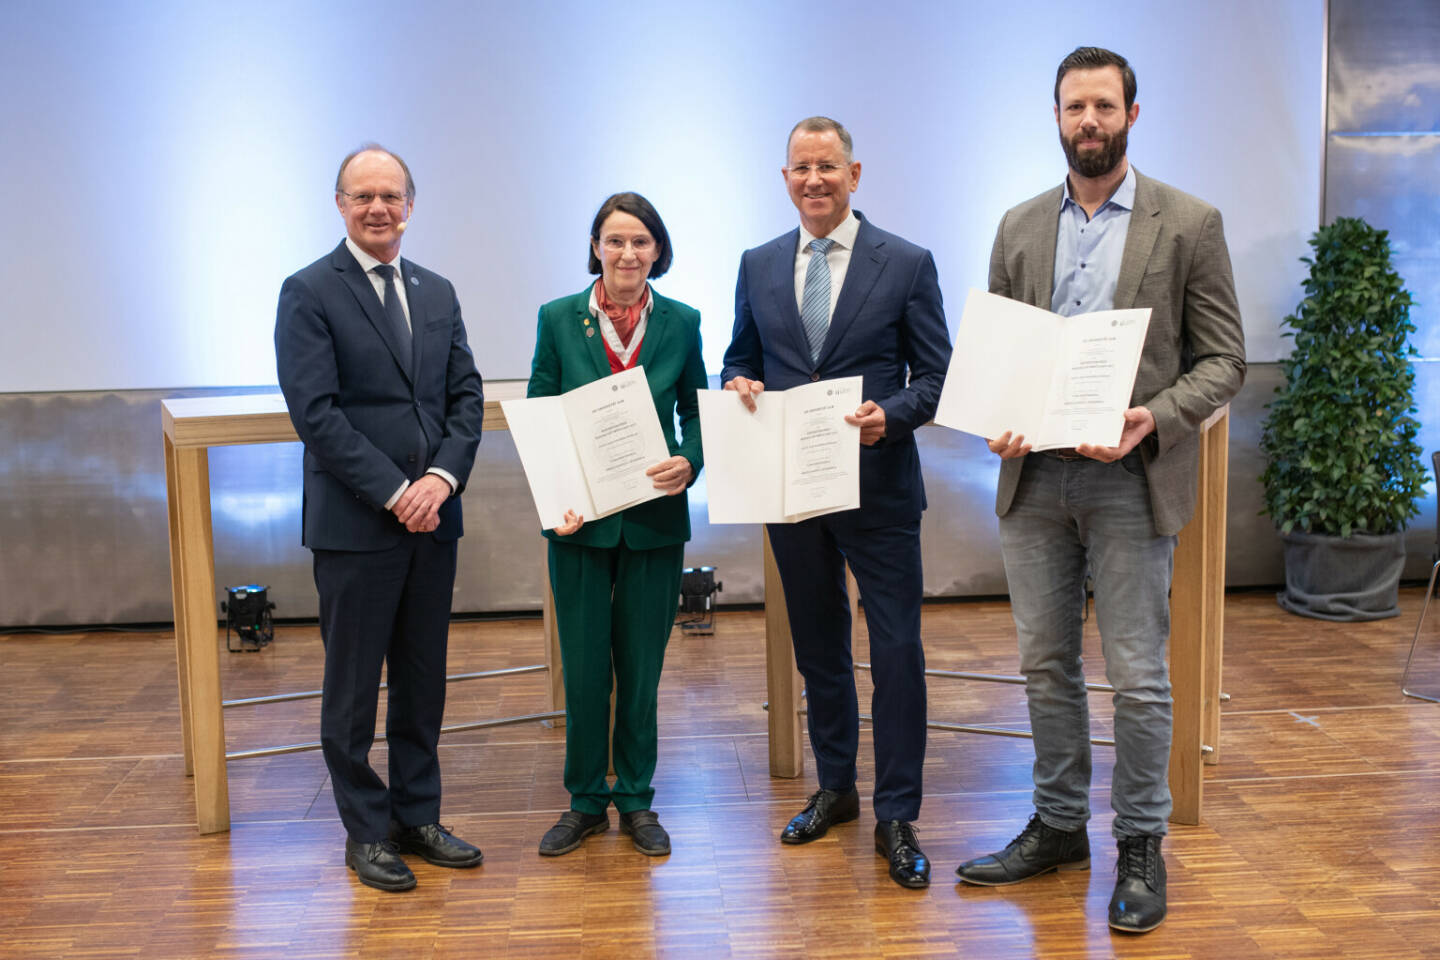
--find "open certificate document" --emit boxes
[501,366,672,530]
[698,376,862,524]
[934,290,1152,450]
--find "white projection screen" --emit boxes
[1,0,1319,391]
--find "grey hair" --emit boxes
[335,142,416,199]
[786,116,854,162]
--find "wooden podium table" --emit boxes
[762,406,1231,826]
[165,392,1227,833]
[160,384,551,834]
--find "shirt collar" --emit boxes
[1059,163,1136,215]
[799,209,860,251]
[588,281,654,319]
[345,236,401,274]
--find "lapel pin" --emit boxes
[410,276,419,286]
[586,327,595,338]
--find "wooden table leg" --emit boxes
[1169,519,1205,824]
[762,531,862,779]
[540,544,566,724]
[171,445,230,834]
[164,435,194,777]
[1168,408,1229,824]
[1201,414,1229,765]
[764,528,804,778]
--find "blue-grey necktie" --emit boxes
[800,237,835,364]
[373,264,411,356]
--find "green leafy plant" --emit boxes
[1260,216,1426,538]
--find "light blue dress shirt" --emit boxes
[1051,165,1136,316]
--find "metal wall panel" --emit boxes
[1328,0,1440,133]
[0,390,210,625]
[1324,134,1440,357]
[5,370,1436,627]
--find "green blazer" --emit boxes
[527,285,707,550]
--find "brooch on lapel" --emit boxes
[410,276,419,286]
[584,316,594,338]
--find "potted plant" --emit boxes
[1259,216,1427,620]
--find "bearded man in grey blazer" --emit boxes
[953,47,1245,934]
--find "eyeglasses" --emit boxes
[600,236,654,252]
[788,163,847,177]
[339,190,408,207]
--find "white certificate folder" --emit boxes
[934,289,1152,450]
[501,366,672,530]
[698,376,862,524]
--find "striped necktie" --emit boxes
[800,237,835,364]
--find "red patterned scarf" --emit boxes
[595,279,649,347]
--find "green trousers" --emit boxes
[547,538,684,814]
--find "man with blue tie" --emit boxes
[722,117,952,889]
[275,144,486,892]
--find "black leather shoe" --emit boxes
[955,813,1090,886]
[1108,835,1166,933]
[538,810,609,856]
[781,787,861,844]
[388,821,484,868]
[619,810,671,856]
[874,820,931,888]
[345,838,416,892]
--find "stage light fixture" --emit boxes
[677,566,722,635]
[221,584,275,652]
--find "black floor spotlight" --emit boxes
[222,584,275,652]
[677,566,722,636]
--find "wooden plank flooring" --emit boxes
[2,589,1439,958]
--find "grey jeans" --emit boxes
[997,451,1176,838]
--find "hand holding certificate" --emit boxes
[698,376,862,524]
[934,289,1151,451]
[502,366,673,530]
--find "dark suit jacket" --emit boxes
[988,169,1246,536]
[721,212,952,526]
[527,286,706,550]
[275,241,485,551]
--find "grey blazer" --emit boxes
[988,169,1246,536]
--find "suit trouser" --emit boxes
[998,452,1176,838]
[547,538,684,815]
[312,534,456,842]
[766,515,927,822]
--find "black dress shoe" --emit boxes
[955,813,1090,886]
[1108,834,1166,933]
[345,838,416,892]
[619,810,671,856]
[388,821,484,868]
[781,787,860,844]
[874,820,931,888]
[539,810,609,856]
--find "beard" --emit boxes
[1061,122,1129,178]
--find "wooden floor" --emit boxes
[2,588,1439,959]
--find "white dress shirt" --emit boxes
[793,210,861,323]
[345,237,412,332]
[588,281,654,369]
[342,237,456,508]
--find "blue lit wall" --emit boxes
[2,0,1320,392]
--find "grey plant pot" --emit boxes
[1277,528,1406,621]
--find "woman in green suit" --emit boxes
[529,192,706,857]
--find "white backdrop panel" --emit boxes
[0,0,1319,391]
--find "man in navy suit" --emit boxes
[721,117,952,888]
[275,144,485,892]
